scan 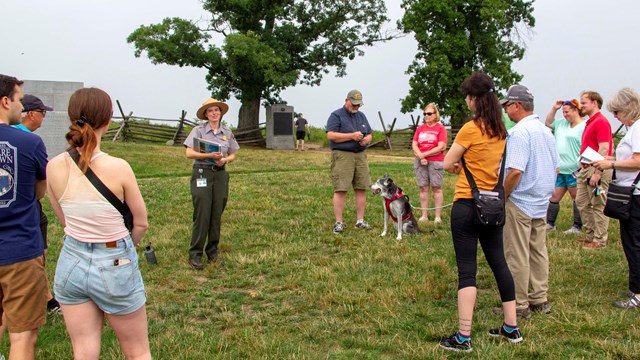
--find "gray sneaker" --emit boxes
[530,301,551,314]
[333,222,344,234]
[355,221,372,230]
[492,306,531,319]
[614,295,640,309]
[563,226,582,235]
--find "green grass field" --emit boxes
[4,142,640,359]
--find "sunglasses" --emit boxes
[502,102,516,110]
[423,112,435,116]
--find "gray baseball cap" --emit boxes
[499,84,534,105]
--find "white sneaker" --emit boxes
[434,217,442,224]
[545,223,556,231]
[419,216,428,222]
[563,226,581,235]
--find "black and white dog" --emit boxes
[370,174,419,240]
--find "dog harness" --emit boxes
[385,189,411,222]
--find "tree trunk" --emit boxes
[235,96,263,142]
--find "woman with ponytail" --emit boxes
[440,72,521,352]
[46,88,151,359]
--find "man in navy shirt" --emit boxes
[13,94,61,315]
[326,90,373,234]
[0,74,48,359]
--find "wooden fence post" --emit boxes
[113,100,133,142]
[168,110,187,145]
[378,111,393,150]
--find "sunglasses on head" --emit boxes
[423,112,435,116]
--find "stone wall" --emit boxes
[22,80,84,157]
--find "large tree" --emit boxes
[399,0,535,127]
[127,0,397,138]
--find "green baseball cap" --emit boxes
[347,89,363,105]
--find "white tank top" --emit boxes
[59,152,130,243]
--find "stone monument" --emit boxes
[265,104,294,150]
[22,80,84,157]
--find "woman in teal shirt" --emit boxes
[544,99,586,234]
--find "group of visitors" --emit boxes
[323,74,640,354]
[2,67,639,357]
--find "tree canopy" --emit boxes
[127,0,397,137]
[399,0,535,127]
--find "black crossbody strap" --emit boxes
[460,142,507,193]
[612,168,640,187]
[67,149,130,217]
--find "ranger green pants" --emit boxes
[189,167,229,260]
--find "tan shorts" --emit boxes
[331,150,371,192]
[0,256,47,332]
[414,158,444,188]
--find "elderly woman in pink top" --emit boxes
[47,88,150,359]
[412,102,448,224]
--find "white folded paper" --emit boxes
[579,146,604,164]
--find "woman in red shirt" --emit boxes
[412,103,447,223]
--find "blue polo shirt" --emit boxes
[0,124,47,265]
[326,106,372,152]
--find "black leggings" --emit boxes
[451,199,515,302]
[620,195,640,294]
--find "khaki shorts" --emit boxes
[414,158,444,188]
[0,256,47,332]
[331,150,371,192]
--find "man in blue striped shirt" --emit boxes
[501,85,559,317]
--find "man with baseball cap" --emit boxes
[326,90,373,234]
[497,84,559,317]
[12,94,62,316]
[15,94,52,132]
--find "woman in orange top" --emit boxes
[439,72,521,352]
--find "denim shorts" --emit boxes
[54,235,146,315]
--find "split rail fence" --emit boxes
[369,112,459,150]
[104,101,265,146]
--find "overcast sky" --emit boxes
[2,0,637,131]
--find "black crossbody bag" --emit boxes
[603,169,640,220]
[67,149,134,232]
[460,145,507,227]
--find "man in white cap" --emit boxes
[326,90,373,234]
